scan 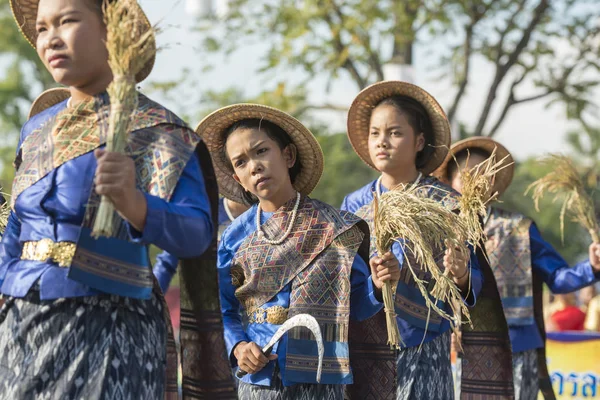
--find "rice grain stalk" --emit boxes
[373,194,403,349]
[526,154,599,243]
[92,0,156,238]
[0,196,10,235]
[374,186,472,342]
[431,148,513,303]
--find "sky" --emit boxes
[138,0,593,161]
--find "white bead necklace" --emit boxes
[376,172,423,199]
[256,192,301,245]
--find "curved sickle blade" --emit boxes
[263,313,324,382]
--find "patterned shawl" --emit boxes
[13,93,235,399]
[485,208,534,326]
[232,196,370,383]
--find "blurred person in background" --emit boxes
[547,293,586,332]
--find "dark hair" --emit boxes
[374,95,434,170]
[447,147,491,179]
[222,118,302,205]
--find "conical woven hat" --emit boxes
[196,104,324,204]
[434,136,515,197]
[347,81,451,175]
[10,0,155,83]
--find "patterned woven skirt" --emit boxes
[396,330,454,400]
[512,349,539,400]
[0,287,167,400]
[237,367,343,400]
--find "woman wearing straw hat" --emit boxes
[341,81,486,399]
[198,103,400,399]
[0,1,232,398]
[436,137,600,400]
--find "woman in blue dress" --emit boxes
[0,0,229,398]
[341,81,485,400]
[198,103,401,399]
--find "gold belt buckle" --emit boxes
[248,306,288,325]
[21,239,76,267]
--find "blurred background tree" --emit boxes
[0,2,54,190]
[0,0,598,263]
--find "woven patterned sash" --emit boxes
[178,141,237,399]
[485,208,534,326]
[232,197,369,383]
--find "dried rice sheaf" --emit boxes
[526,154,599,243]
[92,0,156,238]
[374,185,471,345]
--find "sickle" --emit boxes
[235,313,324,382]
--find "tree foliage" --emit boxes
[198,0,599,137]
[0,3,54,191]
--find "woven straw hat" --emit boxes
[434,136,515,197]
[28,87,70,119]
[196,104,324,204]
[347,81,451,175]
[10,0,155,83]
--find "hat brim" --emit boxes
[28,87,70,119]
[347,81,451,176]
[10,0,155,83]
[196,104,324,204]
[433,136,515,197]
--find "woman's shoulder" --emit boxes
[131,93,190,132]
[220,204,258,253]
[21,99,69,145]
[341,180,377,212]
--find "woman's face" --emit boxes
[36,0,112,89]
[368,104,424,175]
[449,152,495,200]
[225,127,296,203]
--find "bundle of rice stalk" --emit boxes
[431,148,513,300]
[374,185,471,344]
[526,154,599,243]
[92,0,156,238]
[372,195,403,349]
[0,197,10,236]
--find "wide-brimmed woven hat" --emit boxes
[434,136,515,197]
[196,104,324,204]
[347,81,451,176]
[10,0,155,83]
[28,87,70,119]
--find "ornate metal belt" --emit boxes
[248,305,289,325]
[21,239,76,267]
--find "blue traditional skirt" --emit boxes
[237,365,343,400]
[396,330,454,400]
[0,285,167,399]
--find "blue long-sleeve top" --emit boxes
[341,179,483,348]
[0,99,213,300]
[152,197,238,393]
[153,197,232,292]
[509,222,600,353]
[219,205,383,387]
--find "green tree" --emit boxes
[0,3,54,191]
[197,0,599,137]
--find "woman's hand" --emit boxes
[589,242,600,272]
[443,240,469,291]
[370,251,401,289]
[233,341,277,375]
[94,149,147,231]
